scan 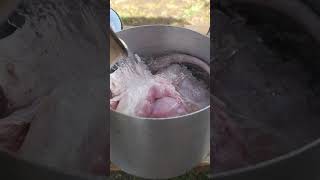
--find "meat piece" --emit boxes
[156,64,210,110]
[132,80,187,118]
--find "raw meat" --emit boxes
[156,64,210,110]
[110,54,210,118]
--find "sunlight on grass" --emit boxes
[110,0,210,27]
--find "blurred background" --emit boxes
[111,0,210,34]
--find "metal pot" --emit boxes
[213,139,320,180]
[110,25,210,179]
[110,8,123,33]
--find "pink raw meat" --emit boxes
[134,82,187,118]
[112,74,187,118]
[156,64,210,110]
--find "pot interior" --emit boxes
[213,5,320,173]
[110,26,210,119]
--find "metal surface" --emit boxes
[109,26,128,67]
[0,0,20,24]
[223,0,320,44]
[110,8,122,32]
[214,139,320,180]
[213,3,320,179]
[110,25,210,179]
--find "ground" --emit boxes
[110,0,210,27]
[109,169,210,180]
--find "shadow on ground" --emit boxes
[121,16,190,26]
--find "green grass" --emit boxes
[111,0,210,27]
[109,169,210,180]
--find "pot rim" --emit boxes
[111,105,210,121]
[213,137,320,178]
[110,8,123,32]
[118,24,210,36]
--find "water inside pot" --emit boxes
[110,53,210,119]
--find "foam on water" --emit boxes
[111,54,153,90]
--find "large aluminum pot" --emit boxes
[110,25,210,179]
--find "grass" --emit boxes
[109,169,210,180]
[110,0,210,27]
